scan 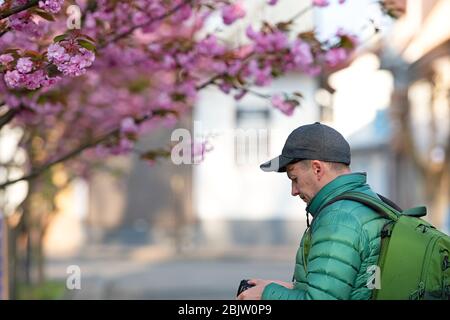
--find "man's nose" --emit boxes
[291,184,300,197]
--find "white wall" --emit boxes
[351,151,390,197]
[193,73,319,221]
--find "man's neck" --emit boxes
[318,170,352,192]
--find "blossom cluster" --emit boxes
[38,0,64,14]
[0,53,59,90]
[47,42,95,77]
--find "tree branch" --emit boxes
[286,4,313,24]
[0,0,39,21]
[0,26,11,37]
[0,128,119,189]
[0,107,17,129]
[0,111,163,189]
[196,74,222,90]
[99,0,194,49]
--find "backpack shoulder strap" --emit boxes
[377,193,403,212]
[319,191,400,221]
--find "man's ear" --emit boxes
[311,160,324,180]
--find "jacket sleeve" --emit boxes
[262,209,365,300]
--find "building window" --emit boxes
[234,106,271,167]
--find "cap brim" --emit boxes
[260,155,294,172]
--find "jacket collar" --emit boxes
[306,172,367,217]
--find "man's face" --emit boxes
[286,161,318,204]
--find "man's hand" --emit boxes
[236,279,293,300]
[236,279,269,300]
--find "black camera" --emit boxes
[236,279,255,297]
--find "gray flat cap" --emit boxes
[260,122,351,172]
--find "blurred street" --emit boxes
[46,244,297,299]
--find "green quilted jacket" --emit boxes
[262,172,388,300]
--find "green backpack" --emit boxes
[323,191,450,300]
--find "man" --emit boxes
[237,122,388,300]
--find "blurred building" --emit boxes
[321,0,450,229]
[379,0,450,228]
[347,109,392,197]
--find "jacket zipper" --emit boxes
[302,227,311,274]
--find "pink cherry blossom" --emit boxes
[248,60,273,86]
[227,60,243,76]
[325,47,348,67]
[121,117,139,137]
[4,70,23,88]
[291,40,314,68]
[22,70,47,90]
[218,82,232,94]
[305,65,322,76]
[313,0,346,7]
[197,35,226,56]
[222,3,246,25]
[8,12,39,36]
[0,54,14,65]
[313,0,330,7]
[271,94,296,116]
[233,89,248,100]
[38,0,64,14]
[16,57,33,74]
[47,43,70,64]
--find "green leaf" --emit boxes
[339,36,355,49]
[2,49,20,59]
[4,48,20,54]
[46,64,61,77]
[152,109,179,117]
[78,34,96,43]
[128,78,150,93]
[140,149,171,161]
[36,95,48,104]
[236,75,246,86]
[276,22,291,32]
[293,91,304,99]
[33,9,55,21]
[77,39,96,52]
[170,92,186,102]
[297,31,317,42]
[53,34,68,42]
[271,68,282,78]
[24,50,42,58]
[262,21,274,33]
[286,99,300,107]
